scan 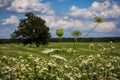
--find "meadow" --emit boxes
[0,42,120,80]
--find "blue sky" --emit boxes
[0,0,120,38]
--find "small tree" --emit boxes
[55,28,64,42]
[11,12,51,47]
[71,30,82,46]
[84,16,105,37]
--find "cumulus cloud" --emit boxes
[7,0,55,15]
[65,1,119,32]
[40,11,116,32]
[2,15,19,26]
[69,6,93,18]
[0,0,12,7]
[69,1,120,18]
[95,22,116,32]
[40,14,83,29]
[3,0,118,33]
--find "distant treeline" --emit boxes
[0,37,120,44]
[50,37,120,42]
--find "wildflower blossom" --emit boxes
[19,56,22,59]
[56,76,61,80]
[0,42,120,80]
[97,54,101,57]
[3,56,7,59]
[89,43,94,47]
[34,57,39,63]
[110,41,112,43]
[50,55,67,61]
[41,48,59,54]
[66,48,73,52]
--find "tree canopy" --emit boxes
[11,12,51,47]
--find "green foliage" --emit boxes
[11,12,51,47]
[55,28,64,42]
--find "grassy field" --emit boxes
[0,42,120,80]
[0,42,120,58]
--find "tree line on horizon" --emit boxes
[0,37,120,44]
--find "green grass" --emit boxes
[0,42,120,80]
[0,42,120,59]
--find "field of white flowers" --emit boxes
[0,42,120,80]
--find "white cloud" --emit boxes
[3,0,118,34]
[65,1,119,33]
[2,15,19,26]
[41,15,83,29]
[69,1,120,18]
[95,22,116,32]
[0,0,12,7]
[7,0,55,15]
[39,13,116,33]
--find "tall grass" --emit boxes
[0,42,120,79]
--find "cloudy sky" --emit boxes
[0,0,120,38]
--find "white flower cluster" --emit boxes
[51,55,67,62]
[41,48,60,54]
[0,54,120,80]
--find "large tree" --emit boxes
[11,12,51,47]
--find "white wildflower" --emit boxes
[89,43,94,47]
[111,46,115,49]
[34,57,39,62]
[3,56,7,59]
[88,55,93,58]
[97,54,101,57]
[66,48,73,52]
[19,56,22,59]
[21,59,24,63]
[48,62,53,66]
[81,60,88,65]
[48,62,57,67]
[29,54,33,57]
[106,62,112,68]
[50,55,67,61]
[70,77,74,80]
[36,65,40,69]
[56,76,61,80]
[110,41,112,43]
[41,48,60,54]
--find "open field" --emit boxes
[0,42,120,57]
[0,42,120,80]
